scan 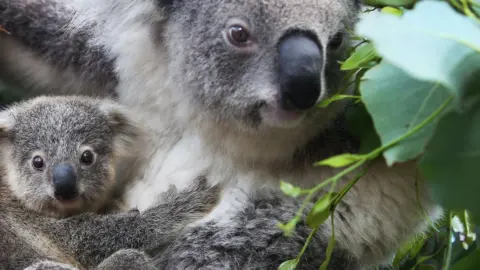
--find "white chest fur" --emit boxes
[124,131,213,211]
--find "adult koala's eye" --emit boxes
[80,150,95,166]
[328,32,344,50]
[32,156,45,171]
[227,24,251,46]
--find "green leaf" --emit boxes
[306,193,337,229]
[360,61,452,166]
[314,154,365,168]
[409,237,428,260]
[393,235,428,268]
[363,0,415,7]
[319,215,336,270]
[280,181,303,198]
[451,248,480,270]
[278,217,301,237]
[340,43,378,70]
[278,259,298,270]
[318,94,360,108]
[381,7,404,16]
[356,1,480,104]
[419,103,480,224]
[392,242,413,267]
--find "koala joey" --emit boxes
[0,95,143,217]
[0,0,443,269]
[0,96,220,269]
[0,175,219,270]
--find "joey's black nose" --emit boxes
[52,164,78,201]
[277,33,323,111]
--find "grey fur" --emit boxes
[25,249,156,270]
[24,261,79,270]
[25,249,155,270]
[95,249,157,270]
[156,189,360,270]
[0,0,117,96]
[0,172,219,269]
[0,96,142,217]
[0,96,220,269]
[0,1,443,269]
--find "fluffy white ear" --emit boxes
[0,109,15,138]
[98,101,144,157]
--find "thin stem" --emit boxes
[333,164,369,206]
[311,159,366,195]
[319,212,336,270]
[289,159,366,230]
[353,40,368,50]
[292,193,315,225]
[442,211,454,270]
[295,227,319,262]
[336,70,360,95]
[411,243,447,269]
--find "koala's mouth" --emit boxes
[259,100,308,129]
[52,192,85,209]
[55,197,82,207]
[54,191,80,201]
[57,197,81,204]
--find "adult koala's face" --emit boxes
[164,0,359,131]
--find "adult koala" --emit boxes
[0,0,443,269]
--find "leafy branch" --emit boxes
[278,0,480,269]
[279,94,453,269]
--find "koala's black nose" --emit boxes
[52,164,78,201]
[277,33,323,111]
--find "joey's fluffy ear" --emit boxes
[0,110,15,139]
[99,101,144,157]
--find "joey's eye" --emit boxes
[227,25,251,46]
[328,32,344,50]
[80,150,95,166]
[32,156,45,170]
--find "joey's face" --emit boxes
[165,0,359,131]
[5,100,117,217]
